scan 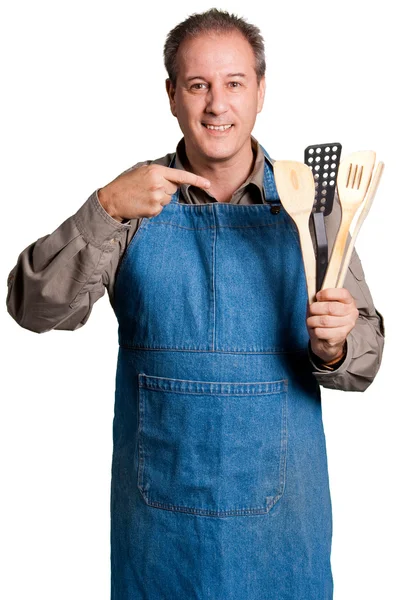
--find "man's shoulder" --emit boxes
[122,151,175,174]
[150,151,175,167]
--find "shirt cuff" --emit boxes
[73,189,131,249]
[308,337,353,377]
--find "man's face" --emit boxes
[166,31,265,163]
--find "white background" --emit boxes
[1,1,399,598]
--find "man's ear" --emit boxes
[165,79,177,117]
[257,75,266,114]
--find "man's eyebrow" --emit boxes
[186,73,247,81]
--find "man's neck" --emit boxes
[183,139,256,203]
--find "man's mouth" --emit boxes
[202,123,234,131]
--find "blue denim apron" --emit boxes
[112,146,333,599]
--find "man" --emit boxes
[7,8,384,600]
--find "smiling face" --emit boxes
[165,31,265,165]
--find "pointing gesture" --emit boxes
[98,164,211,222]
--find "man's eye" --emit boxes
[190,82,241,90]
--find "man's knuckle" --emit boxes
[149,190,162,202]
[149,182,162,192]
[349,313,358,327]
[321,315,331,327]
[148,166,162,181]
[148,203,162,217]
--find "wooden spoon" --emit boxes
[322,150,376,290]
[337,161,384,288]
[273,160,316,304]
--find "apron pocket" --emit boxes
[137,373,288,517]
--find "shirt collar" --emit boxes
[174,135,268,203]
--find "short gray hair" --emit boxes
[163,8,266,87]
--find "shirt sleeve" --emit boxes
[308,193,385,392]
[6,190,136,333]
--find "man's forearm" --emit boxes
[6,191,130,333]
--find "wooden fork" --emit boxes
[337,161,384,288]
[321,151,376,290]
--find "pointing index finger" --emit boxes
[161,166,211,190]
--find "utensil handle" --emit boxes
[337,162,384,288]
[297,220,317,304]
[321,211,354,290]
[312,212,328,292]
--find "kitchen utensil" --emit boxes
[304,143,342,291]
[321,150,376,290]
[273,160,317,304]
[337,161,384,288]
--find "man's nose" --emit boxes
[205,86,229,114]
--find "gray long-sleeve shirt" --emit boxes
[6,135,385,392]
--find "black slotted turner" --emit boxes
[304,142,342,291]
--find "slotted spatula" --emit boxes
[322,151,376,290]
[273,160,316,304]
[304,142,342,291]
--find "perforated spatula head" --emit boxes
[305,143,342,217]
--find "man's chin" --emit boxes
[197,141,238,162]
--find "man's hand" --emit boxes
[307,288,359,364]
[98,164,211,222]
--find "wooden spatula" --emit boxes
[337,161,384,288]
[322,150,376,290]
[273,160,317,304]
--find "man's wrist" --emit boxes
[98,187,124,223]
[310,342,347,371]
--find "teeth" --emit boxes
[205,124,232,131]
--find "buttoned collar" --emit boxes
[174,135,268,204]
